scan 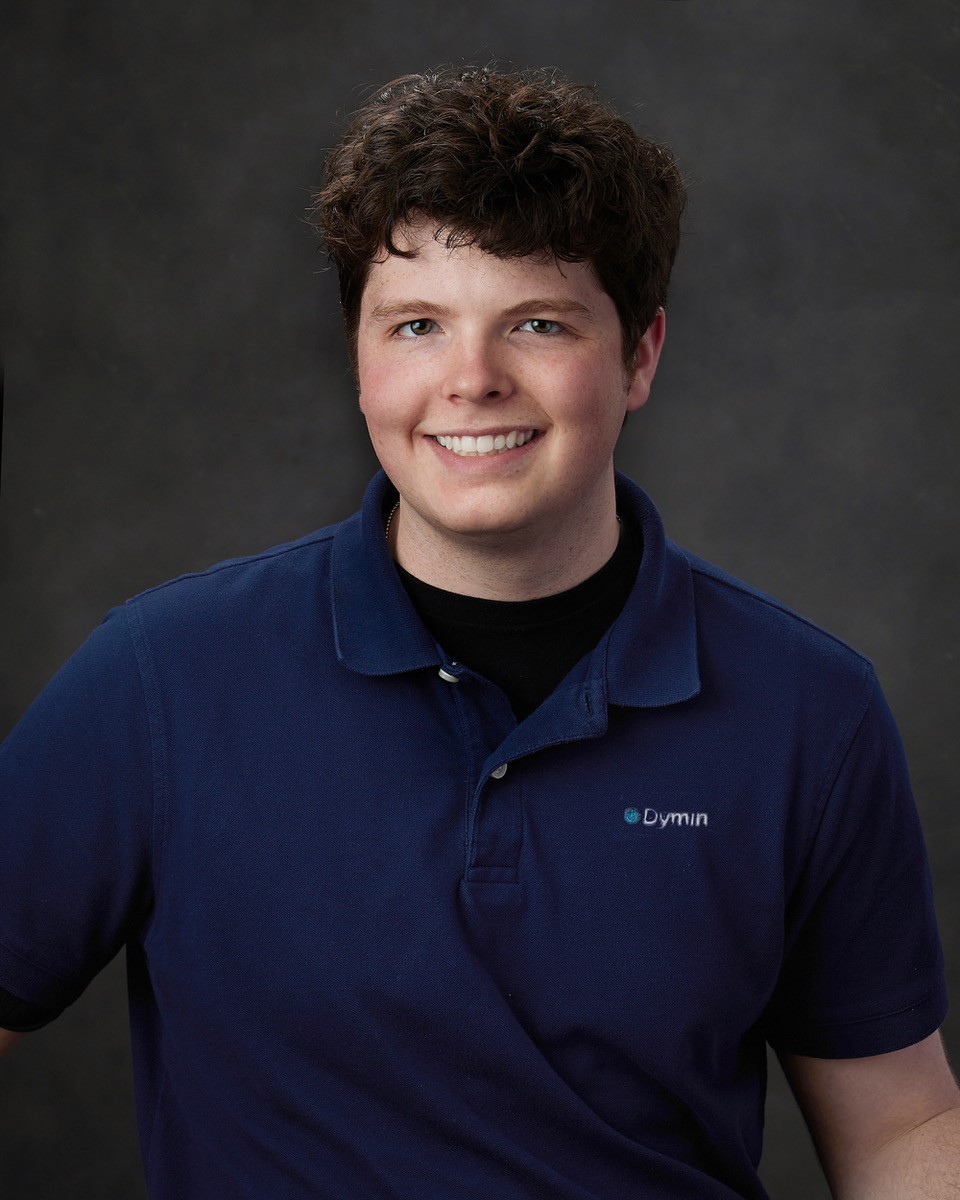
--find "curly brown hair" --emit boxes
[310,67,686,369]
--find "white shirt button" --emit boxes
[491,763,508,779]
[438,667,459,683]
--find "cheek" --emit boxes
[358,374,401,425]
[357,366,383,412]
[548,364,623,429]
[358,380,422,461]
[358,354,428,419]
[356,338,395,402]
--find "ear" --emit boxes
[625,308,666,413]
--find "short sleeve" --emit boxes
[0,606,157,1014]
[764,671,947,1058]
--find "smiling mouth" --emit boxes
[434,430,537,456]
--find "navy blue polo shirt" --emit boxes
[0,472,946,1199]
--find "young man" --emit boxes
[1,68,957,1198]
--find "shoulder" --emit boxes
[121,519,346,634]
[611,474,876,716]
[134,522,341,601]
[86,516,364,692]
[666,543,878,738]
[679,543,872,671]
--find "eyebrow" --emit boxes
[367,300,453,322]
[366,297,597,323]
[501,298,596,322]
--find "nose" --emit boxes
[441,335,513,404]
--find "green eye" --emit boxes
[399,318,435,337]
[521,319,561,335]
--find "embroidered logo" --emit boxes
[624,807,708,828]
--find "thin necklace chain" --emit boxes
[384,501,400,541]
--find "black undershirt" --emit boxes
[0,516,643,1031]
[396,515,643,722]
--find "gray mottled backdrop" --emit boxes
[1,2,958,1195]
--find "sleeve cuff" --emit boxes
[767,978,948,1059]
[0,936,86,1012]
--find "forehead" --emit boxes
[359,220,611,314]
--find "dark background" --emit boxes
[1,2,957,1195]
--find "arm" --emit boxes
[781,1031,960,1199]
[0,1028,25,1055]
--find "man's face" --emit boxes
[356,219,663,561]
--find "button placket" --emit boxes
[466,758,523,883]
[439,668,522,883]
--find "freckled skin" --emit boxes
[356,220,665,600]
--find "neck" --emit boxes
[388,492,621,602]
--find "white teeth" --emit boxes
[435,430,535,456]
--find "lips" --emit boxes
[434,430,536,456]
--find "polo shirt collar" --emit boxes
[331,471,700,710]
[330,473,442,676]
[604,472,700,709]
